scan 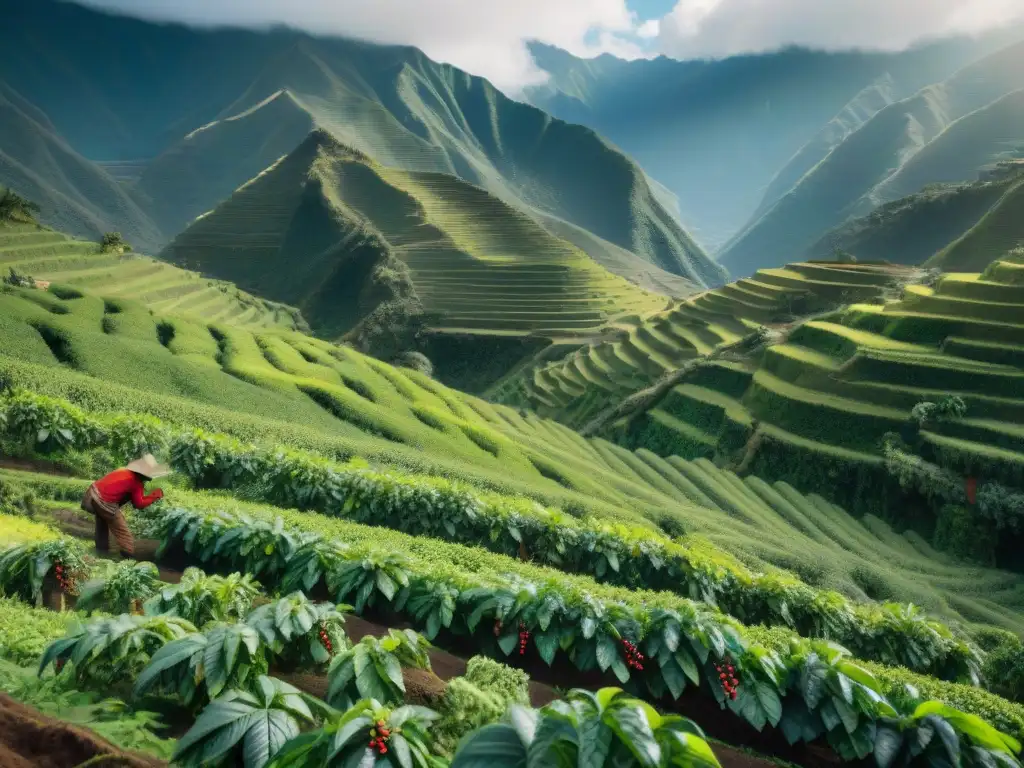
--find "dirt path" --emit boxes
[0,693,162,768]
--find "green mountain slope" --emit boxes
[160,131,666,345]
[0,0,720,289]
[721,42,1024,277]
[0,81,161,251]
[512,254,1024,570]
[803,162,1024,266]
[930,168,1024,271]
[526,34,1020,250]
[0,221,305,330]
[5,275,1024,640]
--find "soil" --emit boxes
[0,693,163,768]
[44,510,787,768]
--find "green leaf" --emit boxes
[596,635,617,672]
[754,681,783,728]
[534,631,559,666]
[874,726,903,768]
[451,724,527,768]
[608,704,661,767]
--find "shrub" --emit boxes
[172,676,319,768]
[394,350,434,377]
[0,539,88,606]
[75,560,163,615]
[463,655,530,706]
[144,567,260,627]
[100,231,130,253]
[0,190,40,222]
[327,629,433,709]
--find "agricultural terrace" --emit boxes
[0,222,304,330]
[3,280,1024,656]
[492,260,916,428]
[528,255,1024,566]
[161,134,667,340]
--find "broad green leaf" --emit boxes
[608,704,661,767]
[874,726,903,768]
[451,724,528,768]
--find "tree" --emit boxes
[0,190,40,222]
[100,232,131,253]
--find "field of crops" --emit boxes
[5,277,1024,642]
[0,282,1023,765]
[0,222,303,329]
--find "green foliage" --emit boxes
[145,566,260,627]
[0,389,103,454]
[0,659,175,759]
[134,622,268,707]
[911,396,968,428]
[39,613,196,688]
[0,190,40,222]
[434,657,532,757]
[451,687,721,768]
[874,693,1022,768]
[245,591,349,669]
[107,413,170,464]
[267,698,440,768]
[149,498,1023,750]
[0,597,76,664]
[100,231,130,253]
[173,675,319,768]
[327,629,433,709]
[0,538,88,605]
[0,475,37,518]
[433,678,506,756]
[978,482,1024,532]
[75,560,163,615]
[984,637,1024,704]
[463,656,530,706]
[934,505,999,564]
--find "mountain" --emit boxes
[161,130,667,374]
[0,0,721,290]
[719,41,1024,278]
[526,32,1022,250]
[804,162,1024,268]
[0,80,161,249]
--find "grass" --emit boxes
[0,223,303,331]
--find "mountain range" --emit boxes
[525,29,1024,253]
[0,0,721,331]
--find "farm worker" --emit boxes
[81,454,170,558]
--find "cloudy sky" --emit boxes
[76,0,1024,92]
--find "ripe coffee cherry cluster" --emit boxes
[715,658,740,700]
[368,720,391,754]
[55,658,66,673]
[317,622,334,656]
[518,622,530,656]
[622,638,645,671]
[53,561,76,593]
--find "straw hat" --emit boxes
[125,454,172,480]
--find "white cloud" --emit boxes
[636,19,661,39]
[73,0,648,92]
[657,0,1024,59]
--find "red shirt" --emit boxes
[94,469,161,509]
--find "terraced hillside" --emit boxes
[491,260,916,429]
[0,222,303,330]
[804,161,1024,267]
[562,252,1024,565]
[721,41,1024,276]
[4,278,1024,638]
[161,131,666,342]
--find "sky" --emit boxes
[75,0,1024,93]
